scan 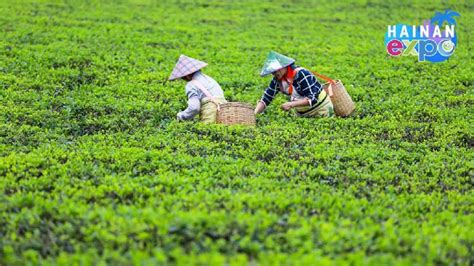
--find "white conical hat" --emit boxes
[169,55,208,81]
[260,51,295,77]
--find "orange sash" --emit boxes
[278,66,300,95]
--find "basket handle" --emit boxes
[310,71,336,97]
[191,79,221,111]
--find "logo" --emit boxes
[385,10,460,63]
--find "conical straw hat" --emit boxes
[169,55,208,81]
[260,51,295,77]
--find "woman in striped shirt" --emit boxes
[254,51,334,118]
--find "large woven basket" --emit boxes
[323,80,355,117]
[216,102,256,126]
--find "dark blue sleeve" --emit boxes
[295,69,323,106]
[260,78,279,106]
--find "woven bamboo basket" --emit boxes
[216,102,256,126]
[323,80,355,117]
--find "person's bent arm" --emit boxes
[255,79,279,114]
[255,101,266,114]
[281,99,309,111]
[177,96,201,121]
[290,99,310,108]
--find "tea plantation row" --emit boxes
[0,0,472,265]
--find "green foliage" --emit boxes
[0,0,473,265]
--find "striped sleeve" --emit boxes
[260,78,279,106]
[295,69,322,106]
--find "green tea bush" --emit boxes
[0,0,473,265]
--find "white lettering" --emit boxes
[445,25,455,38]
[400,26,409,38]
[388,25,397,38]
[420,25,430,38]
[433,26,442,38]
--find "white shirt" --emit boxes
[177,72,225,120]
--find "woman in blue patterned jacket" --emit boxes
[254,51,334,117]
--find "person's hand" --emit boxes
[281,102,293,111]
[176,112,184,121]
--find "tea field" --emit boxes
[0,0,473,265]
